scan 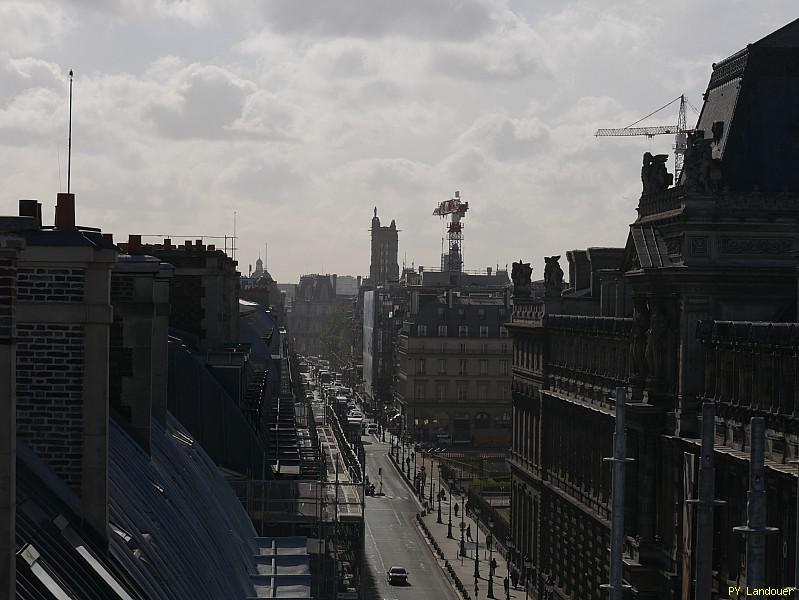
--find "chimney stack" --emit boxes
[487,266,492,276]
[163,238,172,249]
[54,192,76,229]
[128,234,142,253]
[18,199,42,229]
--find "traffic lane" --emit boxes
[362,437,458,600]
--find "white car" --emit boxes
[386,566,408,585]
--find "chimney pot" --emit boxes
[54,193,76,229]
[184,240,192,249]
[128,234,142,252]
[163,238,172,248]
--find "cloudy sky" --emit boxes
[0,1,795,283]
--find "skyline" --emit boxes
[1,1,797,283]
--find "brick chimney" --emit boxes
[54,192,76,228]
[18,199,42,229]
[127,234,142,253]
[14,225,116,541]
[0,233,24,600]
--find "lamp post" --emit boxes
[429,452,434,505]
[438,488,445,524]
[460,494,466,557]
[524,559,532,600]
[474,508,481,579]
[487,518,495,598]
[412,451,417,484]
[460,522,466,564]
[447,490,454,538]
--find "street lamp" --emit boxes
[429,452,434,505]
[487,518,495,598]
[437,488,445,524]
[474,508,481,579]
[524,559,533,600]
[460,494,466,557]
[447,490,454,538]
[412,451,417,483]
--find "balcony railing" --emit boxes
[697,320,799,423]
[545,315,632,408]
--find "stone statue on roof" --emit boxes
[543,256,563,296]
[682,130,722,194]
[641,152,673,195]
[511,260,532,297]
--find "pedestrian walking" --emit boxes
[504,576,510,595]
[491,557,498,576]
[511,569,519,589]
[466,524,472,542]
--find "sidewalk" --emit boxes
[387,436,525,599]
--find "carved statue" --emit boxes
[630,297,650,381]
[511,260,533,297]
[641,152,673,195]
[645,301,668,383]
[682,130,722,194]
[543,256,563,296]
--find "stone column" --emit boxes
[676,295,711,437]
[0,234,22,600]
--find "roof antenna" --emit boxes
[67,69,73,193]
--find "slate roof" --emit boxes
[693,18,799,192]
[17,414,273,599]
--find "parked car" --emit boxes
[386,566,408,585]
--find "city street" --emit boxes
[360,434,459,600]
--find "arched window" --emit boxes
[474,412,491,430]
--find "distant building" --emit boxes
[370,208,399,285]
[120,235,240,351]
[395,267,513,446]
[289,274,338,357]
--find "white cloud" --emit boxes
[1,1,798,283]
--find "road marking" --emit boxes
[366,518,388,575]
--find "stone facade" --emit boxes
[121,235,240,351]
[396,285,513,447]
[508,22,799,599]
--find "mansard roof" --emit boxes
[695,18,799,192]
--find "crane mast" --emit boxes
[433,191,469,272]
[595,95,690,182]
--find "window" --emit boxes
[416,359,426,375]
[499,382,509,400]
[460,343,467,353]
[478,383,488,401]
[500,326,509,338]
[474,412,490,429]
[456,381,467,401]
[438,358,447,374]
[481,343,489,354]
[479,326,489,338]
[500,359,509,376]
[496,411,511,429]
[414,381,426,400]
[478,308,486,320]
[501,343,509,354]
[479,359,488,376]
[436,382,447,402]
[459,359,468,376]
[459,325,469,337]
[440,342,448,353]
[418,325,427,336]
[438,325,448,337]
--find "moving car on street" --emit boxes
[386,566,408,585]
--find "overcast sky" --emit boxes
[1,2,795,283]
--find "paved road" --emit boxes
[361,434,459,600]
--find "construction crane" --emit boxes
[433,191,469,272]
[595,95,690,182]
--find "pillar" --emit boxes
[0,234,23,600]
